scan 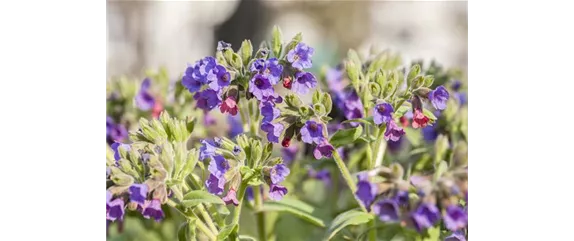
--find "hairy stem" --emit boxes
[197,204,218,234]
[332,150,368,213]
[253,186,266,241]
[196,219,217,241]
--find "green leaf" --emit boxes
[240,40,253,66]
[181,190,224,207]
[329,125,363,147]
[324,210,373,240]
[239,235,257,241]
[341,117,375,126]
[178,218,197,241]
[404,127,422,147]
[271,26,283,58]
[217,225,235,241]
[423,108,437,121]
[434,160,448,181]
[408,64,421,82]
[257,198,326,227]
[393,105,410,118]
[434,134,449,166]
[323,93,333,114]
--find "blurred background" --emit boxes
[107,0,467,79]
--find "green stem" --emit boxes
[253,186,266,241]
[197,204,218,234]
[373,125,388,167]
[166,200,216,241]
[196,219,217,241]
[332,150,368,213]
[368,219,377,241]
[229,181,249,237]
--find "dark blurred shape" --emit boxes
[215,0,269,50]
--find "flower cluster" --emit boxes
[106,117,128,145]
[182,56,231,113]
[355,164,468,235]
[300,120,335,159]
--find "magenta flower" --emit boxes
[412,109,430,129]
[313,140,335,159]
[384,120,406,142]
[222,188,239,206]
[220,96,238,116]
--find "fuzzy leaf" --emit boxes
[324,209,373,240]
[240,40,253,66]
[257,198,326,227]
[329,125,363,147]
[181,190,224,207]
[271,26,283,58]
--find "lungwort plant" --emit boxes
[106,26,468,241]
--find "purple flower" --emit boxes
[300,121,325,144]
[270,164,290,184]
[355,174,378,211]
[204,113,217,126]
[106,190,112,211]
[249,74,275,101]
[142,199,165,222]
[205,174,225,195]
[108,123,128,144]
[308,168,331,186]
[287,42,314,69]
[261,122,284,143]
[394,190,409,206]
[291,72,317,94]
[106,198,125,221]
[443,205,468,231]
[269,184,288,201]
[387,138,404,153]
[222,188,239,206]
[250,58,266,72]
[261,101,280,123]
[208,155,229,178]
[135,78,156,111]
[217,41,231,51]
[246,186,254,202]
[281,145,298,165]
[207,65,231,91]
[411,203,440,232]
[182,57,216,93]
[384,120,406,142]
[444,232,466,241]
[194,89,222,111]
[200,139,218,161]
[313,140,335,159]
[452,80,462,91]
[428,86,449,110]
[106,117,115,136]
[326,68,345,93]
[262,58,283,85]
[373,102,394,125]
[228,115,243,139]
[422,125,439,142]
[373,199,400,222]
[339,90,364,123]
[111,142,130,161]
[129,183,148,205]
[454,93,467,106]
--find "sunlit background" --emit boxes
[107,0,467,79]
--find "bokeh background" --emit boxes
[106,1,467,240]
[107,0,467,79]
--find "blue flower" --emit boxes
[205,174,225,195]
[260,101,280,123]
[411,203,441,232]
[129,183,148,205]
[249,74,275,101]
[199,139,218,161]
[443,205,468,231]
[270,164,290,184]
[313,139,335,159]
[355,174,378,211]
[261,122,284,143]
[268,184,288,201]
[287,42,314,69]
[227,115,243,139]
[292,72,317,94]
[428,86,450,110]
[106,197,125,222]
[262,58,283,85]
[373,199,400,222]
[384,120,406,142]
[193,89,222,111]
[135,78,155,111]
[208,155,229,178]
[111,142,130,161]
[207,65,231,91]
[373,102,394,125]
[300,121,325,144]
[182,57,216,93]
[142,199,165,222]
